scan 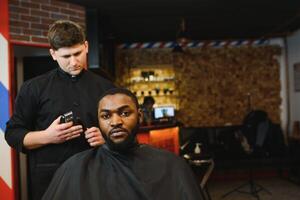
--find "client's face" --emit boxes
[98,93,142,151]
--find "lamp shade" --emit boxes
[176,18,190,45]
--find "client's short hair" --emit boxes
[98,88,139,109]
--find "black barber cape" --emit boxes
[42,144,203,200]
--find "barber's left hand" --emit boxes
[84,127,105,147]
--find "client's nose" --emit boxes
[110,114,122,126]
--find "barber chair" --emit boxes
[149,126,179,155]
[222,110,272,200]
[179,127,214,200]
[183,151,214,200]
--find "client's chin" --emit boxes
[101,128,139,153]
[110,132,129,144]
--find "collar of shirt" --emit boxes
[57,67,85,82]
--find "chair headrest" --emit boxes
[243,110,268,126]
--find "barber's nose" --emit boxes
[110,114,122,126]
[70,56,78,66]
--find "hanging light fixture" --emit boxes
[172,43,184,53]
[176,18,190,45]
[173,18,190,53]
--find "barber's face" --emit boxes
[98,94,142,145]
[50,41,88,76]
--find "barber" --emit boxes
[5,20,115,200]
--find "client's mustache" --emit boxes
[109,127,129,135]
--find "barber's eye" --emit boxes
[74,52,81,56]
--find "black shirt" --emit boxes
[5,67,115,200]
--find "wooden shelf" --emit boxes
[128,79,175,84]
[136,95,178,98]
[126,64,178,108]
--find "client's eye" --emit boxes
[120,111,130,117]
[101,113,110,120]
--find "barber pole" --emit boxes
[0,0,16,199]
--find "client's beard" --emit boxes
[100,124,139,153]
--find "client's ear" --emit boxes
[138,109,143,124]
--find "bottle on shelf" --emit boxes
[194,143,202,154]
[128,65,178,109]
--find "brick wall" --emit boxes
[9,0,86,45]
[116,46,282,127]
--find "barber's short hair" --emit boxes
[98,88,139,109]
[48,20,85,50]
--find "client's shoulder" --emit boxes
[139,144,183,162]
[62,147,99,168]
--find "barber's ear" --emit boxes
[84,41,89,53]
[138,109,143,124]
[49,49,57,60]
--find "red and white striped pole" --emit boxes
[0,0,17,199]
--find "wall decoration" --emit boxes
[115,45,282,127]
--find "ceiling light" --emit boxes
[173,18,190,53]
[176,18,190,45]
[172,43,184,53]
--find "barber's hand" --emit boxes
[84,127,105,147]
[45,116,83,144]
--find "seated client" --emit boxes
[42,88,203,200]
